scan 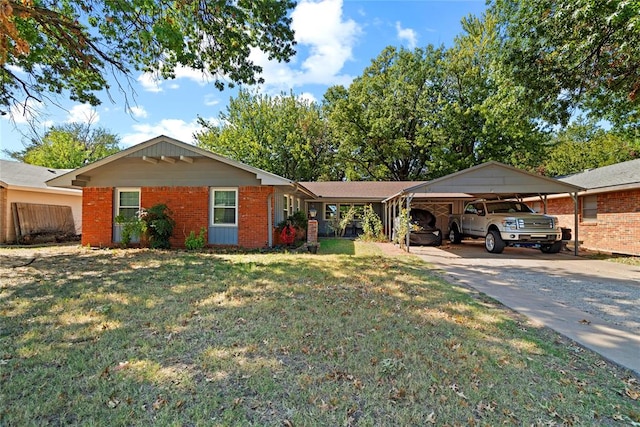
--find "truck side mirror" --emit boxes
[477,210,485,216]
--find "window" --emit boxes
[211,188,237,226]
[582,195,597,221]
[283,195,296,219]
[325,203,337,220]
[283,195,289,219]
[116,188,140,219]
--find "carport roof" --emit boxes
[398,161,584,200]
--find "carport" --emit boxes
[383,161,585,255]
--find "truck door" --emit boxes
[461,203,478,234]
[472,202,487,234]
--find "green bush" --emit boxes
[114,213,147,247]
[141,204,176,249]
[185,227,207,250]
[360,204,385,241]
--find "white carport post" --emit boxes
[405,194,413,252]
[572,192,579,256]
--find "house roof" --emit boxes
[299,181,426,200]
[558,158,640,192]
[0,160,81,195]
[400,161,584,200]
[47,135,309,192]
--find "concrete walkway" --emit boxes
[381,242,640,376]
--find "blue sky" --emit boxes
[0,0,486,159]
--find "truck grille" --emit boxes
[520,218,554,230]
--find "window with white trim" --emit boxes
[211,188,238,226]
[116,188,140,219]
[283,195,290,219]
[582,195,597,221]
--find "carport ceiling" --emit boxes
[404,161,584,199]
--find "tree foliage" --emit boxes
[195,89,337,181]
[539,120,640,177]
[0,0,296,115]
[325,30,547,181]
[490,0,640,127]
[5,122,121,168]
[324,46,447,181]
[434,13,547,177]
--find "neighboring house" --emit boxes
[0,160,82,243]
[46,136,313,249]
[299,181,424,236]
[543,159,640,256]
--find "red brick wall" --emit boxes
[82,187,114,247]
[547,189,640,256]
[238,186,274,249]
[142,186,209,248]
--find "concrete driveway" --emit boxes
[407,241,640,375]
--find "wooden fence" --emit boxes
[11,202,76,243]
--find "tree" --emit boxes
[539,120,640,177]
[195,89,337,181]
[5,122,121,168]
[1,0,296,115]
[324,46,447,181]
[490,0,640,127]
[433,13,547,177]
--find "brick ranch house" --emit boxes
[47,136,638,256]
[47,136,313,249]
[540,159,640,256]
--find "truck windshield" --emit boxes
[486,201,533,214]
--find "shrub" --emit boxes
[327,206,356,237]
[114,211,147,247]
[185,227,207,250]
[141,204,176,249]
[360,204,385,241]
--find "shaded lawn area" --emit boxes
[1,240,638,426]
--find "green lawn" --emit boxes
[1,240,638,426]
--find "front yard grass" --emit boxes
[1,240,638,425]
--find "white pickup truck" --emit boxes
[448,200,563,254]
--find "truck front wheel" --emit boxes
[449,226,462,244]
[485,230,505,253]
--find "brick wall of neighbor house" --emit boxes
[82,187,114,247]
[548,189,640,256]
[238,186,274,248]
[142,186,209,248]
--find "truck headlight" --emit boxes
[502,218,518,230]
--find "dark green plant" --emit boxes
[289,210,308,230]
[141,204,176,249]
[185,227,207,250]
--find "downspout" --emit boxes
[267,192,273,248]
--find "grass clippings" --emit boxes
[1,240,638,426]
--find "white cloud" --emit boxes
[120,117,218,147]
[297,92,318,104]
[396,21,418,49]
[204,94,220,107]
[129,106,148,119]
[5,99,42,124]
[137,73,163,93]
[138,65,213,93]
[66,104,99,123]
[250,0,362,92]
